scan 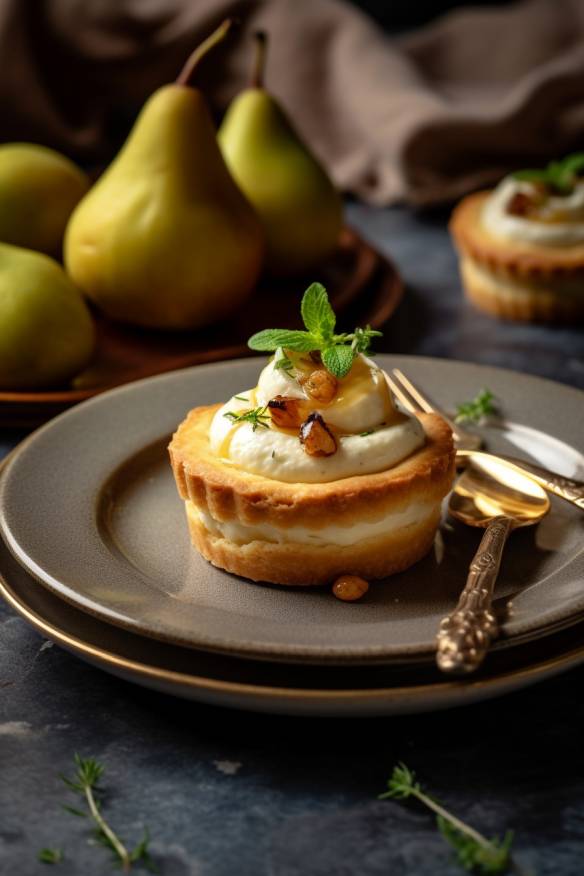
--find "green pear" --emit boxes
[219,32,342,276]
[64,21,264,331]
[0,144,89,258]
[0,243,95,389]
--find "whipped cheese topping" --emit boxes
[482,176,584,246]
[209,351,425,483]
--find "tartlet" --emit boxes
[450,156,584,322]
[170,404,453,585]
[169,284,455,587]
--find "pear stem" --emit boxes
[176,18,234,87]
[250,31,268,88]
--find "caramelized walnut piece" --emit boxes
[300,368,338,403]
[332,575,370,602]
[507,182,548,217]
[268,395,310,429]
[299,412,337,456]
[507,192,533,217]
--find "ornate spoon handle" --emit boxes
[436,516,513,675]
[503,457,584,510]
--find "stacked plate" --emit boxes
[1,356,583,716]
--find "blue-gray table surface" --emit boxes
[1,205,583,876]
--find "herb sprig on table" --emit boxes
[380,763,527,875]
[57,754,156,873]
[455,389,496,424]
[38,848,63,865]
[248,282,382,379]
[513,152,584,195]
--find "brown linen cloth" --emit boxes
[2,0,584,205]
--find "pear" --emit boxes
[219,32,343,277]
[0,243,94,389]
[65,21,264,331]
[0,144,89,258]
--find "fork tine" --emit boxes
[385,374,423,414]
[391,368,470,446]
[392,369,436,415]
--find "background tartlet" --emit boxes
[450,176,584,323]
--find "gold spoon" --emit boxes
[436,454,550,675]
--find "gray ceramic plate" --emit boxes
[4,530,584,716]
[1,356,583,665]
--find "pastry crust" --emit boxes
[460,256,584,322]
[450,192,584,276]
[450,191,584,322]
[169,406,454,529]
[169,405,454,586]
[185,500,441,585]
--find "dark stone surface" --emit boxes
[1,206,583,875]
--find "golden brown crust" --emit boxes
[185,500,441,585]
[460,256,584,323]
[450,191,584,278]
[169,407,455,529]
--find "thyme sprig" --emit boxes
[61,754,156,873]
[380,763,527,875]
[248,283,382,379]
[455,389,496,424]
[274,355,295,376]
[38,848,63,864]
[224,405,270,431]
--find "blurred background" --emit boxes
[0,0,583,411]
[3,0,583,205]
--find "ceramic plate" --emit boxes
[1,357,583,664]
[3,531,584,716]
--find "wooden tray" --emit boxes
[0,227,402,427]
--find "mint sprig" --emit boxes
[513,152,584,195]
[248,283,382,379]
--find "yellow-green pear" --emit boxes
[0,143,89,258]
[0,243,95,389]
[219,32,342,276]
[64,20,264,331]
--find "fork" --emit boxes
[386,368,584,512]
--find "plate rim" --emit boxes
[1,355,583,665]
[4,547,584,711]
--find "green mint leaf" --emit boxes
[554,153,584,194]
[300,283,336,340]
[512,169,549,183]
[513,153,584,196]
[38,848,63,865]
[322,345,355,379]
[248,329,316,353]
